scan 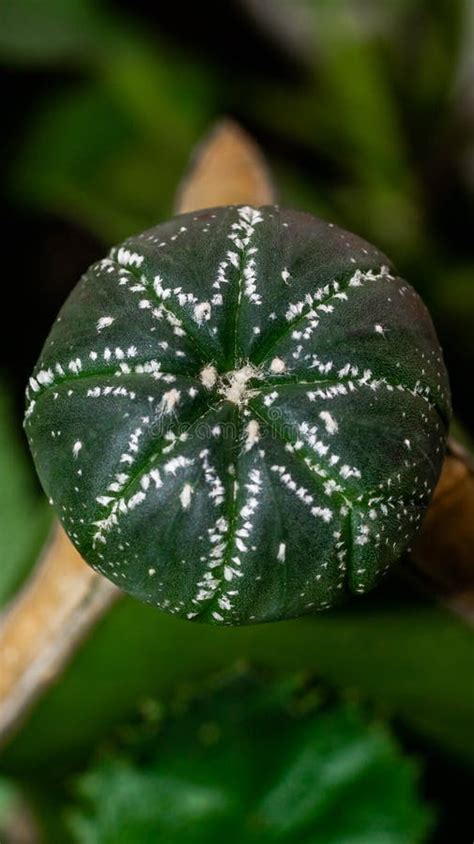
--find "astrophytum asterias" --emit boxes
[25,206,451,624]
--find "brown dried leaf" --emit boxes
[0,525,118,741]
[411,439,474,623]
[175,118,275,213]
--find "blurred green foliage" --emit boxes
[0,0,106,65]
[3,587,474,777]
[2,0,473,423]
[64,674,432,843]
[0,384,51,607]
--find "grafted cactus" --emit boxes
[25,206,451,624]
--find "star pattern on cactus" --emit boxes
[25,205,451,624]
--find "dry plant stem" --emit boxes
[0,120,275,747]
[0,526,119,742]
[175,118,275,213]
[411,437,474,623]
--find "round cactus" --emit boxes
[25,206,451,624]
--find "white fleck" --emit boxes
[219,363,260,405]
[193,301,211,323]
[244,419,260,451]
[319,411,338,435]
[164,455,193,475]
[270,357,286,373]
[161,389,180,413]
[116,247,144,268]
[277,542,286,561]
[96,495,114,506]
[72,441,82,458]
[180,483,193,509]
[311,506,333,523]
[200,365,218,389]
[97,316,115,332]
[37,369,54,386]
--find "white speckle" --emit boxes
[36,369,54,386]
[281,268,290,283]
[244,419,260,451]
[164,455,193,475]
[193,301,211,323]
[319,411,338,435]
[239,205,263,226]
[311,506,333,523]
[339,464,361,480]
[148,568,156,576]
[270,357,286,373]
[404,439,411,449]
[97,316,115,332]
[179,483,193,509]
[69,358,82,374]
[161,389,180,413]
[277,542,286,561]
[219,363,260,405]
[72,441,82,458]
[150,469,163,488]
[116,247,144,268]
[200,365,217,389]
[96,495,114,506]
[375,324,386,336]
[154,275,171,297]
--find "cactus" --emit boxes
[25,205,451,624]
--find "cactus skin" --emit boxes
[25,206,451,625]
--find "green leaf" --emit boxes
[67,677,432,844]
[12,84,152,242]
[4,587,474,775]
[0,379,51,607]
[11,43,213,242]
[0,776,19,824]
[0,0,106,66]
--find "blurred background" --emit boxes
[2,0,474,430]
[1,1,473,842]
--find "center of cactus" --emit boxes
[209,362,262,406]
